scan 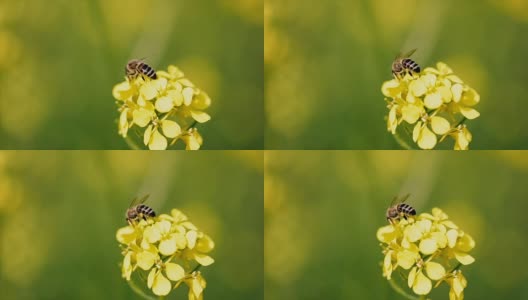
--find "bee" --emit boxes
[125,59,157,80]
[126,194,156,225]
[386,194,416,224]
[392,49,421,79]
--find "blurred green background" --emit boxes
[265,0,528,149]
[265,151,528,299]
[0,0,263,149]
[0,151,263,299]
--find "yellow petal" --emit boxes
[140,82,158,100]
[186,230,198,249]
[384,251,394,279]
[161,120,181,138]
[155,96,174,113]
[147,268,156,288]
[408,267,417,288]
[431,231,448,248]
[409,79,427,97]
[422,74,437,87]
[168,65,184,77]
[461,88,480,106]
[417,126,437,150]
[404,224,422,242]
[401,104,422,124]
[424,92,442,109]
[112,81,133,100]
[149,129,168,150]
[165,263,185,281]
[381,79,402,97]
[190,110,211,123]
[377,225,397,243]
[159,237,177,256]
[419,238,438,254]
[459,107,480,119]
[116,226,136,244]
[413,270,432,295]
[194,253,215,266]
[193,91,212,109]
[152,272,171,296]
[451,84,463,102]
[437,62,453,75]
[425,262,446,280]
[136,250,157,270]
[437,86,452,103]
[144,225,162,243]
[122,252,133,280]
[183,87,194,106]
[413,122,422,142]
[132,108,153,127]
[168,89,184,106]
[196,234,215,252]
[144,125,153,146]
[431,116,450,135]
[387,106,398,134]
[397,249,418,269]
[454,252,475,265]
[457,234,475,252]
[446,229,458,248]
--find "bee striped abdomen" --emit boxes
[125,59,157,80]
[402,58,420,73]
[139,63,157,79]
[397,203,416,216]
[137,204,156,219]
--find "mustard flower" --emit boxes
[112,65,211,150]
[117,208,214,298]
[377,207,475,299]
[382,62,480,150]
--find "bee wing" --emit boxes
[398,193,411,203]
[401,48,417,58]
[129,194,150,207]
[390,193,411,206]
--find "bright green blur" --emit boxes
[265,0,528,149]
[0,151,263,299]
[0,0,263,149]
[265,151,528,299]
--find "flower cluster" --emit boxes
[112,65,211,150]
[116,209,214,298]
[377,208,475,300]
[382,63,480,150]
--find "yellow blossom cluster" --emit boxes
[377,208,475,300]
[112,65,211,150]
[116,209,214,299]
[382,63,480,150]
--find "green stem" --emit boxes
[388,278,421,300]
[124,135,142,150]
[393,131,414,150]
[127,279,158,300]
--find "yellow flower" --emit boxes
[117,206,214,299]
[382,62,480,150]
[184,271,207,300]
[377,206,475,299]
[112,65,211,150]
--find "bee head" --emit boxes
[126,207,138,220]
[386,206,399,220]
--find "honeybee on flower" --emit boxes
[382,61,480,150]
[112,64,211,150]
